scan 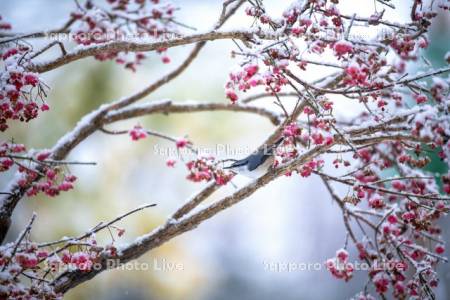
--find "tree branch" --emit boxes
[29,30,255,73]
[51,142,332,293]
[104,100,282,125]
[0,0,246,243]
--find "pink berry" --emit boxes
[387,215,398,224]
[175,138,189,149]
[226,90,238,103]
[41,103,50,111]
[36,151,51,161]
[415,94,427,104]
[162,56,170,64]
[435,245,445,254]
[166,159,176,167]
[129,125,147,141]
[334,40,353,56]
[24,73,39,86]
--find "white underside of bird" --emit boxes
[230,156,274,179]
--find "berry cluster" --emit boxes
[0,219,124,299]
[1,142,77,197]
[226,1,450,298]
[129,124,148,141]
[325,248,354,281]
[0,242,62,299]
[70,0,178,70]
[186,157,234,186]
[0,46,48,131]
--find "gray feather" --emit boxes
[224,138,283,172]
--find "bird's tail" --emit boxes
[223,158,247,169]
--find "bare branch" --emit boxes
[0,0,246,243]
[30,30,255,73]
[51,142,332,293]
[104,100,282,125]
[39,203,156,254]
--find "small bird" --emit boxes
[224,138,283,179]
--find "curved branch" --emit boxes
[0,17,75,42]
[104,100,282,125]
[171,182,219,220]
[50,63,344,294]
[285,67,450,95]
[48,63,347,293]
[0,0,246,243]
[52,142,332,293]
[29,30,254,73]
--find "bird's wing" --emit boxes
[247,152,270,171]
[224,138,283,171]
[223,158,249,169]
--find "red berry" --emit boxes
[435,245,445,254]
